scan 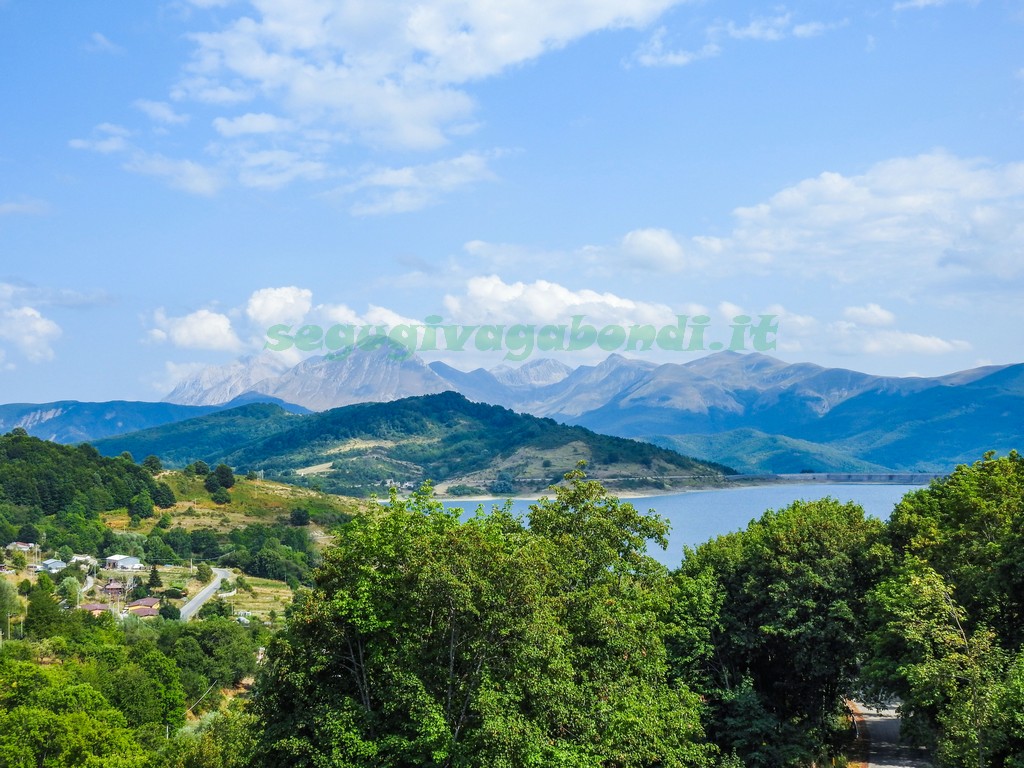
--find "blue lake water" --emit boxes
[441,483,923,569]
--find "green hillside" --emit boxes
[648,429,894,475]
[95,392,735,496]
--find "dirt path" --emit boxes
[851,702,933,768]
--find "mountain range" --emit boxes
[4,347,1021,474]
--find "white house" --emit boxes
[105,554,142,570]
[40,558,67,574]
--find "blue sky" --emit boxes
[1,0,1022,403]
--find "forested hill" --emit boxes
[0,429,176,550]
[93,391,735,496]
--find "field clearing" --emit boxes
[223,575,293,624]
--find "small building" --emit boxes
[105,554,141,570]
[40,558,67,574]
[127,606,160,618]
[5,541,36,554]
[78,603,110,617]
[127,597,160,609]
[101,579,126,597]
[70,554,97,568]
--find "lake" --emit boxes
[440,483,924,569]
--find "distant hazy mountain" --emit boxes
[0,401,222,444]
[0,395,309,445]
[93,393,733,497]
[163,353,294,406]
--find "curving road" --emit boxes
[179,567,233,621]
[858,704,933,768]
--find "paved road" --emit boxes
[858,704,933,768]
[179,567,233,621]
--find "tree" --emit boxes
[204,473,222,494]
[24,588,63,638]
[196,562,214,584]
[211,487,231,505]
[142,454,163,474]
[11,551,27,572]
[191,460,210,476]
[214,464,235,489]
[159,602,181,621]
[289,508,310,527]
[148,565,163,590]
[58,576,81,608]
[251,472,714,768]
[152,481,176,509]
[0,580,20,639]
[129,490,155,519]
[675,497,890,764]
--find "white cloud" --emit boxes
[844,303,895,326]
[69,123,132,154]
[0,306,62,362]
[635,9,845,67]
[151,308,243,350]
[828,321,971,355]
[246,286,313,328]
[177,0,684,149]
[862,330,971,355]
[633,27,720,67]
[722,13,795,41]
[893,0,963,10]
[345,151,497,215]
[123,153,222,196]
[620,228,687,271]
[235,149,326,189]
[135,99,190,125]
[443,275,682,326]
[85,32,123,54]
[213,112,295,136]
[707,151,1024,285]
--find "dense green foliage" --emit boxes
[863,451,1024,766]
[251,471,716,767]
[0,432,174,554]
[676,498,890,765]
[0,606,263,767]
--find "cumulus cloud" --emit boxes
[0,306,62,363]
[150,308,243,350]
[620,228,688,271]
[696,151,1024,285]
[178,0,684,149]
[246,286,313,328]
[442,275,688,326]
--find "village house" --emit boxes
[105,554,142,570]
[39,558,67,574]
